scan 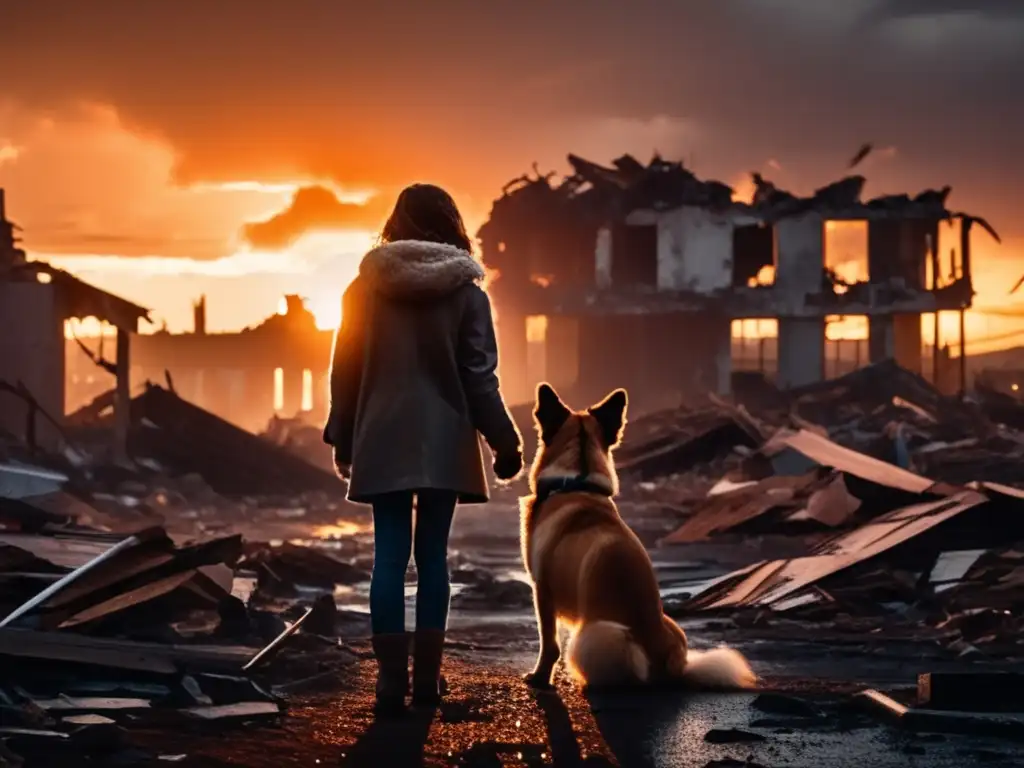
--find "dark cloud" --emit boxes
[865,0,1024,20]
[0,1,1020,233]
[241,186,387,249]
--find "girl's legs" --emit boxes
[369,491,415,713]
[413,489,458,631]
[370,491,414,633]
[411,489,458,706]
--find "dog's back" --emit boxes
[525,494,687,685]
[521,383,756,691]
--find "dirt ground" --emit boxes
[133,653,611,767]
[123,630,1024,768]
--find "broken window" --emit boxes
[825,316,869,378]
[868,220,939,290]
[273,368,284,412]
[301,369,314,412]
[732,319,778,377]
[732,224,775,287]
[610,223,658,287]
[525,315,548,387]
[825,221,869,288]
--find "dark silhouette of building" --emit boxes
[0,189,149,457]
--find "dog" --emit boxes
[520,383,756,691]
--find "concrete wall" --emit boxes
[776,212,824,302]
[628,207,736,293]
[777,317,825,389]
[595,228,612,288]
[674,208,734,293]
[869,314,924,374]
[0,282,65,450]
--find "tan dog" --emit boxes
[520,383,756,690]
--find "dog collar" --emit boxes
[534,476,614,506]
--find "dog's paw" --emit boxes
[523,671,555,690]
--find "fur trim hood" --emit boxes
[359,240,486,300]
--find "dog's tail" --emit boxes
[681,646,757,690]
[566,621,650,687]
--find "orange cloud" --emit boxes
[241,186,388,250]
[0,100,299,259]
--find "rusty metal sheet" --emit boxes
[764,428,934,494]
[787,473,862,527]
[0,532,120,570]
[661,473,820,545]
[971,481,1024,501]
[701,491,987,610]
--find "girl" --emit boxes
[323,184,523,714]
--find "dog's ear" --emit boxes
[534,383,571,444]
[587,388,628,448]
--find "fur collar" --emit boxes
[359,240,485,300]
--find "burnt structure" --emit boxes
[0,189,149,457]
[480,154,996,409]
[113,296,332,432]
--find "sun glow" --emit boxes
[40,229,375,334]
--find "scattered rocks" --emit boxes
[450,575,533,610]
[750,692,822,718]
[703,727,767,744]
[703,758,771,768]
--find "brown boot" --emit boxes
[372,633,410,715]
[411,629,446,708]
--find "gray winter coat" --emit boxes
[323,240,521,504]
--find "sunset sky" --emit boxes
[1,1,1022,351]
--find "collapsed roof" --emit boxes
[479,151,998,248]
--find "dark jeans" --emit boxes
[369,489,458,635]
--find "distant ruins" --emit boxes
[50,152,1000,431]
[480,153,997,409]
[0,189,148,455]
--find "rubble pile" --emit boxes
[0,386,377,764]
[624,360,1024,656]
[68,383,343,497]
[260,414,334,474]
[0,494,366,764]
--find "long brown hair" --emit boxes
[379,184,473,252]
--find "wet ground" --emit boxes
[129,626,1024,768]
[127,490,1024,766]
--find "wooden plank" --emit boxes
[0,628,257,675]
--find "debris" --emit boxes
[918,672,1024,713]
[242,604,316,672]
[183,701,281,721]
[854,689,908,723]
[0,628,256,674]
[750,692,821,718]
[703,727,767,744]
[32,696,151,713]
[0,463,68,500]
[69,383,342,496]
[450,574,533,610]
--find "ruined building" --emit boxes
[480,154,995,410]
[115,295,331,432]
[61,153,998,434]
[0,189,149,456]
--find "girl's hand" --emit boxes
[493,449,523,482]
[333,449,352,480]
